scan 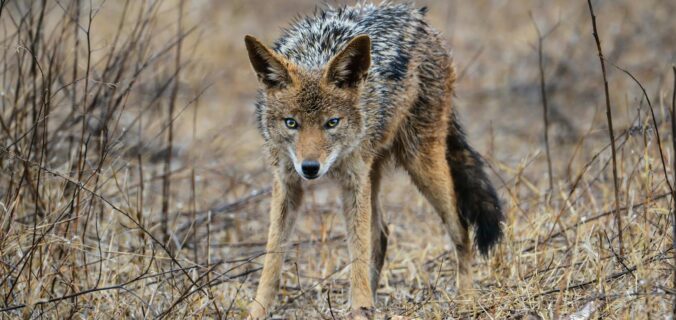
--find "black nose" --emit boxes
[301,160,320,178]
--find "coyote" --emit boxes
[244,3,503,319]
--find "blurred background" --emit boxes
[1,0,675,318]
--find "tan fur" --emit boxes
[245,17,479,319]
[248,172,303,318]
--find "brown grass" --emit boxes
[0,0,675,318]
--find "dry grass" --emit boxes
[0,0,675,319]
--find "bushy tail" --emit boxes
[445,116,503,256]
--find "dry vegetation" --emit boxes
[0,0,675,319]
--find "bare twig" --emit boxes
[0,145,206,296]
[530,11,556,193]
[671,65,676,316]
[587,0,623,255]
[612,63,674,196]
[161,0,185,248]
[326,283,336,320]
[1,282,135,313]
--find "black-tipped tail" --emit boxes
[445,117,503,256]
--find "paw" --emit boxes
[456,275,474,296]
[246,303,267,320]
[345,307,375,320]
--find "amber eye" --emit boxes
[325,118,340,129]
[284,118,298,129]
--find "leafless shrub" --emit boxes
[0,1,674,318]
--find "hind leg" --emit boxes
[400,141,473,292]
[369,155,389,300]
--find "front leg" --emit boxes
[340,157,375,318]
[248,172,302,319]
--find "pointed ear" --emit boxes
[324,35,371,88]
[244,35,291,89]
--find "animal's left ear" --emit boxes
[324,35,371,88]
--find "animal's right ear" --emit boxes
[244,35,291,89]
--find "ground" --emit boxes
[0,0,675,319]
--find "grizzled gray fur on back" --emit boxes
[274,3,428,79]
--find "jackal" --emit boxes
[244,3,503,319]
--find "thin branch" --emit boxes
[0,145,206,297]
[161,0,185,247]
[530,11,555,193]
[587,0,623,255]
[671,65,676,316]
[611,63,674,196]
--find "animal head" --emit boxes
[244,34,371,180]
